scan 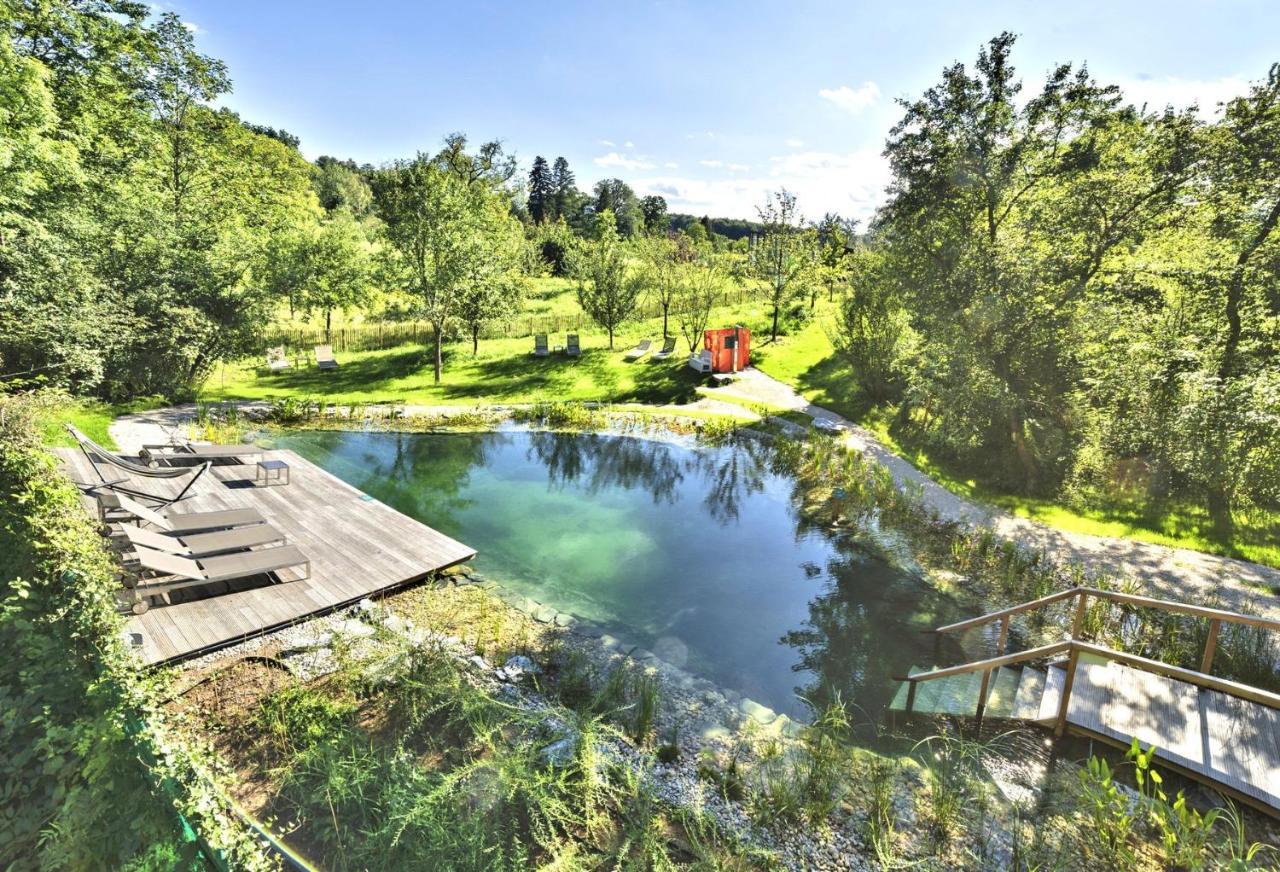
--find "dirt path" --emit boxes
[709,368,1280,620]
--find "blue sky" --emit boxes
[175,0,1278,221]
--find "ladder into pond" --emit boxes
[888,587,1280,815]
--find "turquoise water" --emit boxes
[274,430,968,720]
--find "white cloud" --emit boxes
[663,161,679,169]
[699,159,724,168]
[599,139,616,147]
[726,162,751,173]
[594,152,655,171]
[631,148,890,222]
[624,140,634,148]
[785,138,804,148]
[1116,74,1251,119]
[818,82,881,114]
[183,20,203,34]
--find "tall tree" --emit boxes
[640,194,668,232]
[527,155,553,223]
[675,258,722,352]
[551,156,575,219]
[304,212,372,340]
[815,212,857,305]
[572,210,642,348]
[750,189,817,341]
[593,178,642,236]
[637,231,691,338]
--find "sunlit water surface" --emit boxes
[274,430,970,720]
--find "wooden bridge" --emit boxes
[889,587,1280,814]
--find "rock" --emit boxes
[468,655,490,672]
[739,698,777,725]
[334,618,376,639]
[381,613,413,634]
[598,634,621,649]
[532,605,558,623]
[496,654,541,682]
[553,611,575,628]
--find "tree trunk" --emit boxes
[325,308,332,342]
[608,326,614,349]
[1008,408,1039,494]
[1206,485,1234,540]
[771,303,780,342]
[472,324,480,355]
[661,304,669,338]
[433,323,443,384]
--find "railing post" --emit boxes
[1200,618,1221,675]
[905,680,917,716]
[975,614,1011,728]
[1054,646,1080,738]
[1070,589,1088,640]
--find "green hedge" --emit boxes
[0,394,265,870]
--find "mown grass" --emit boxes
[33,395,169,450]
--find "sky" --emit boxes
[173,0,1279,222]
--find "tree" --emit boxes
[636,231,691,338]
[311,156,373,214]
[304,212,372,340]
[527,155,554,223]
[456,202,527,354]
[815,212,857,304]
[593,178,642,236]
[749,189,817,341]
[373,146,516,382]
[675,258,721,352]
[640,195,668,232]
[571,210,642,348]
[551,156,576,220]
[831,248,910,402]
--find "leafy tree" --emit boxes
[311,156,373,214]
[831,247,910,402]
[815,212,857,305]
[571,210,642,348]
[303,211,372,340]
[527,155,554,223]
[749,189,817,341]
[455,202,527,353]
[593,178,642,237]
[551,156,576,219]
[636,231,692,338]
[640,194,668,232]
[675,259,722,353]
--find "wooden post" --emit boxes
[1200,618,1221,675]
[975,614,1012,728]
[1054,646,1080,738]
[905,680,917,715]
[1070,589,1088,640]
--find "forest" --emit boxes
[1,3,1277,543]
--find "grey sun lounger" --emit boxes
[66,424,208,503]
[566,334,581,357]
[533,334,550,357]
[315,344,339,369]
[122,543,310,614]
[98,491,265,534]
[266,345,291,371]
[115,522,286,558]
[140,441,263,466]
[625,339,652,360]
[651,336,678,360]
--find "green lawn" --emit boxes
[35,397,168,450]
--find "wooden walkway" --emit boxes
[55,447,476,665]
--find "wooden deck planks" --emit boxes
[55,446,475,665]
[1062,660,1280,812]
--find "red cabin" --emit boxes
[703,326,751,374]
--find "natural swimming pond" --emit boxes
[274,429,971,721]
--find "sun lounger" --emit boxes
[533,334,550,357]
[140,441,263,466]
[66,424,208,504]
[566,334,581,357]
[651,336,678,360]
[315,344,338,369]
[266,346,291,371]
[625,339,652,360]
[122,543,310,614]
[115,522,286,558]
[688,349,713,373]
[98,491,265,534]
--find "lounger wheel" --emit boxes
[131,599,150,615]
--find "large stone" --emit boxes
[739,698,777,725]
[532,605,558,623]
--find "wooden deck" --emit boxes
[1044,659,1280,812]
[55,447,476,665]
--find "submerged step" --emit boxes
[1036,665,1067,724]
[982,666,1022,719]
[1010,667,1048,720]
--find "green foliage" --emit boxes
[571,209,645,347]
[748,189,819,342]
[0,392,265,868]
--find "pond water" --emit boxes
[274,429,971,721]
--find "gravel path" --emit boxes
[110,385,1280,620]
[709,368,1280,620]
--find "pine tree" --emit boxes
[551,156,575,220]
[527,155,553,223]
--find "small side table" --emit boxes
[256,459,290,487]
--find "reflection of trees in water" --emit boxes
[526,432,688,505]
[688,438,770,524]
[781,541,966,728]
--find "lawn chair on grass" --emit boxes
[566,334,581,357]
[651,336,677,361]
[98,491,266,534]
[266,346,291,371]
[114,522,286,559]
[315,345,339,369]
[625,339,652,360]
[121,543,310,614]
[533,334,550,357]
[688,349,713,373]
[67,424,208,504]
